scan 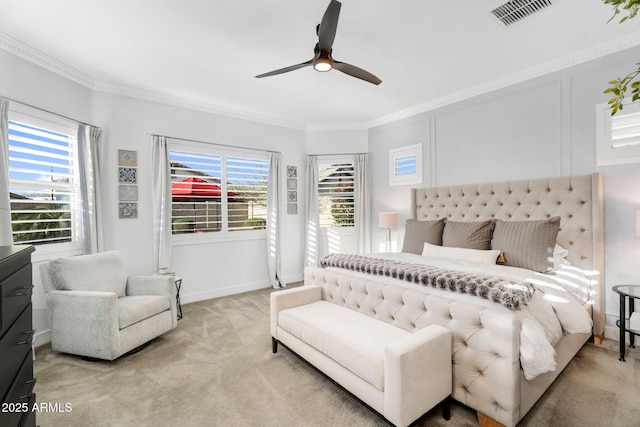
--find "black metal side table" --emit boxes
[613,285,640,361]
[174,275,183,320]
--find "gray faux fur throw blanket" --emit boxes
[319,253,535,310]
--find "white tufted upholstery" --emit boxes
[411,173,604,337]
[305,267,521,426]
[272,277,453,427]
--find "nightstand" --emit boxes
[613,285,640,361]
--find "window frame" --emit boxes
[596,102,640,166]
[7,105,83,257]
[389,144,422,186]
[168,139,269,246]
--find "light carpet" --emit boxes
[34,287,640,426]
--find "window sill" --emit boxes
[171,230,267,246]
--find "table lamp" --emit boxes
[379,212,398,252]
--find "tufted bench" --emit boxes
[270,283,452,427]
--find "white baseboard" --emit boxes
[33,329,51,349]
[179,279,272,305]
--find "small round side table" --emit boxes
[613,285,640,361]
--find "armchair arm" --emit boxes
[384,325,452,427]
[127,275,177,327]
[270,285,321,338]
[46,290,121,360]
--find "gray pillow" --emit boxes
[401,219,445,255]
[491,217,561,273]
[49,251,128,297]
[442,219,494,250]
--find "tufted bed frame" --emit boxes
[304,173,604,427]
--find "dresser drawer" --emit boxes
[18,393,36,427]
[0,349,35,427]
[0,304,33,402]
[0,265,33,339]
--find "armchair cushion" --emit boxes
[117,296,171,329]
[49,251,127,297]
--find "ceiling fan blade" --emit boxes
[255,60,313,78]
[333,61,382,85]
[318,0,341,52]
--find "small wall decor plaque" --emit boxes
[118,149,137,167]
[287,166,297,178]
[119,202,138,219]
[119,167,137,184]
[287,203,298,215]
[119,185,138,201]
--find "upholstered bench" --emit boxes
[270,284,452,427]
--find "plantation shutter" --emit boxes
[318,161,355,228]
[8,119,80,245]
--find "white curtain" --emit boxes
[77,124,104,254]
[0,98,12,245]
[267,152,283,288]
[354,154,371,255]
[151,135,172,273]
[304,155,320,266]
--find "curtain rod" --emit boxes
[2,96,101,129]
[150,133,281,155]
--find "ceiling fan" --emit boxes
[255,0,382,85]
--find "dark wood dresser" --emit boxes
[0,245,36,427]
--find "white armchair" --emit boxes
[39,251,177,360]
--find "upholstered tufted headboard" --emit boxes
[411,173,605,338]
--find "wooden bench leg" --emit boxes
[477,412,506,427]
[272,337,278,353]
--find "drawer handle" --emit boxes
[13,285,34,296]
[18,378,37,400]
[18,329,35,345]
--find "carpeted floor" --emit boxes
[33,287,640,427]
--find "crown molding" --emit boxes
[3,29,640,132]
[365,31,640,129]
[0,31,306,131]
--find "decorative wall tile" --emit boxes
[119,185,138,201]
[119,167,137,183]
[287,166,297,178]
[119,202,138,219]
[118,150,137,167]
[287,203,298,215]
[287,178,297,190]
[287,191,297,203]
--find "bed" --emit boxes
[303,173,604,427]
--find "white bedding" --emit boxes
[324,252,593,380]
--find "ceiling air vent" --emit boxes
[491,0,552,26]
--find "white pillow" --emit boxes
[552,244,570,271]
[422,242,501,265]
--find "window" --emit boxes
[8,110,81,247]
[389,144,422,186]
[596,103,640,165]
[318,160,354,228]
[169,144,269,236]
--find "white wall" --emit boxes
[368,44,640,340]
[0,50,307,347]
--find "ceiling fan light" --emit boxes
[314,58,332,72]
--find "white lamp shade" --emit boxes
[379,212,398,228]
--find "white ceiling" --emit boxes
[2,0,640,129]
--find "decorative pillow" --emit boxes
[49,251,128,297]
[442,219,494,250]
[422,242,501,265]
[401,218,445,255]
[491,217,561,273]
